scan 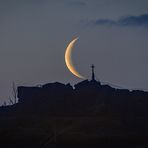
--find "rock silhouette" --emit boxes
[0,79,148,147]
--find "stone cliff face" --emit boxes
[17,82,73,104]
[17,80,148,114]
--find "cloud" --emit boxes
[92,14,148,27]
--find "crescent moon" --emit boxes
[65,38,85,79]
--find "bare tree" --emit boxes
[2,101,7,107]
[9,96,14,105]
[12,82,17,104]
[6,82,18,106]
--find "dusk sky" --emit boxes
[0,0,148,104]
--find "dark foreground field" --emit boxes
[0,109,148,148]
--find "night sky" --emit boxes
[0,0,148,104]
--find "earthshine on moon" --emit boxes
[65,38,85,79]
